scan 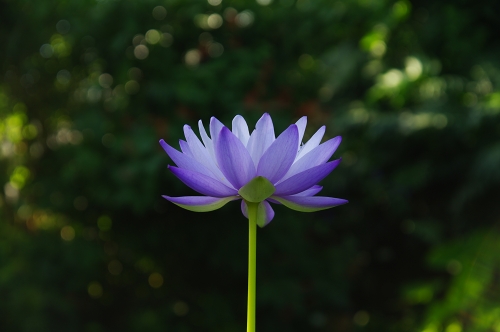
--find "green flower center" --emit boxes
[238,176,276,203]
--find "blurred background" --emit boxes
[1,0,500,331]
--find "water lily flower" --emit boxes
[160,113,347,332]
[159,113,347,227]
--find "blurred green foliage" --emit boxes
[1,0,500,331]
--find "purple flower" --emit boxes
[160,113,347,227]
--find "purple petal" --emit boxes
[241,200,249,218]
[241,200,275,227]
[295,116,307,149]
[179,139,193,157]
[163,195,238,212]
[296,125,325,160]
[184,125,229,185]
[272,195,348,212]
[215,127,256,188]
[159,139,215,179]
[232,115,250,146]
[246,113,275,166]
[292,185,323,196]
[184,125,212,163]
[260,200,275,226]
[198,120,215,159]
[210,117,225,147]
[257,124,299,183]
[281,136,342,181]
[169,166,237,197]
[274,159,341,196]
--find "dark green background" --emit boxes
[1,0,500,331]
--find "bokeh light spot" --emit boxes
[10,166,30,189]
[134,45,149,60]
[125,80,140,95]
[318,85,334,101]
[370,40,386,57]
[194,14,210,29]
[380,69,404,88]
[3,183,19,202]
[405,56,422,81]
[50,34,72,57]
[17,205,33,220]
[56,69,71,85]
[152,6,167,20]
[185,49,201,67]
[88,282,103,299]
[148,272,164,288]
[353,310,370,326]
[22,124,38,139]
[29,142,44,158]
[298,54,314,70]
[56,19,71,34]
[97,215,112,231]
[257,0,273,5]
[173,301,189,316]
[207,0,222,5]
[61,225,75,241]
[128,67,143,80]
[446,322,462,332]
[101,133,116,148]
[207,14,223,29]
[98,73,113,88]
[208,42,224,57]
[422,325,438,332]
[87,87,102,103]
[393,1,410,19]
[40,44,54,58]
[32,211,55,230]
[159,33,173,47]
[199,32,213,44]
[145,29,161,44]
[108,259,123,275]
[73,196,88,211]
[132,34,145,46]
[224,7,238,21]
[235,10,254,27]
[432,114,448,129]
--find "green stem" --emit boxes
[247,202,258,332]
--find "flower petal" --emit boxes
[198,119,215,160]
[295,116,307,149]
[274,159,341,196]
[246,113,275,166]
[292,185,323,196]
[271,195,348,212]
[241,200,248,218]
[169,166,237,197]
[281,136,342,181]
[215,127,256,188]
[184,125,211,161]
[241,200,275,227]
[184,125,230,185]
[232,115,250,146]
[257,200,275,227]
[257,124,299,183]
[159,139,216,179]
[163,195,238,212]
[296,125,325,161]
[210,117,225,147]
[178,139,193,157]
